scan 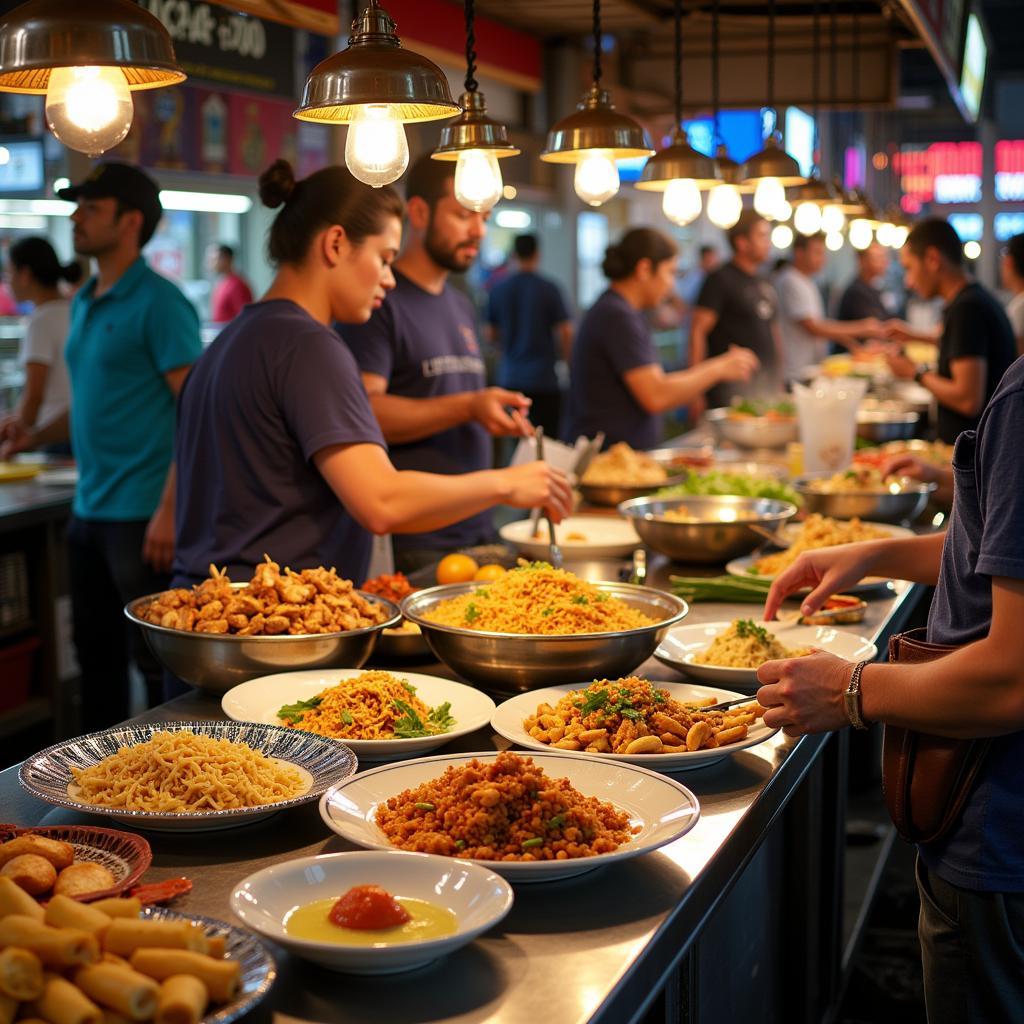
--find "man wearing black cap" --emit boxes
[2,162,202,728]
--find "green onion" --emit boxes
[547,814,565,830]
[414,802,435,811]
[670,574,773,603]
[521,837,544,848]
[455,839,465,850]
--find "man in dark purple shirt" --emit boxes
[340,155,531,571]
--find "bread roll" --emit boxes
[1,855,57,896]
[52,865,115,900]
[0,837,73,872]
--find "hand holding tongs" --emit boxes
[533,428,562,568]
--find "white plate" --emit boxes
[319,751,700,882]
[231,851,512,975]
[725,521,914,591]
[36,467,78,486]
[499,515,640,560]
[490,681,777,770]
[654,621,878,690]
[221,670,495,762]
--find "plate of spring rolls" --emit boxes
[0,887,275,1024]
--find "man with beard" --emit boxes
[339,154,531,572]
[0,163,201,727]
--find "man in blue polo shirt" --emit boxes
[339,154,532,572]
[3,163,201,728]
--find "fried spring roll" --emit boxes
[72,964,160,1021]
[204,936,225,960]
[0,945,44,1000]
[27,974,101,1024]
[0,917,98,969]
[102,920,207,958]
[155,976,207,1024]
[85,900,140,922]
[0,876,44,922]
[44,898,111,938]
[129,950,240,1003]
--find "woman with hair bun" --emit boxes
[0,237,81,451]
[568,227,759,448]
[172,160,571,589]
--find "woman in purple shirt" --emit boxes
[173,160,570,586]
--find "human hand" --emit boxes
[885,348,917,380]
[883,319,914,343]
[471,388,533,436]
[0,418,32,461]
[502,461,573,522]
[713,345,760,383]
[762,543,883,622]
[142,502,175,573]
[860,317,884,337]
[756,650,855,736]
[879,453,941,486]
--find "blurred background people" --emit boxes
[208,243,253,325]
[1000,232,1024,356]
[837,242,898,323]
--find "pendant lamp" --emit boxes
[433,0,519,212]
[0,0,185,156]
[295,1,460,188]
[541,0,653,206]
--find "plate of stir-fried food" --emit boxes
[491,676,778,770]
[221,669,496,761]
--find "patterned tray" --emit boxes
[0,823,152,902]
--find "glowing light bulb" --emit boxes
[345,104,409,188]
[794,201,822,235]
[574,152,619,206]
[849,218,874,251]
[45,67,133,156]
[771,224,794,250]
[821,205,846,234]
[892,225,909,248]
[875,222,897,247]
[825,231,844,252]
[964,240,981,260]
[662,178,702,226]
[454,149,503,212]
[707,183,743,229]
[753,177,786,218]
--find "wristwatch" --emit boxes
[844,660,870,730]
[913,366,928,385]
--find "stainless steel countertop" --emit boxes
[0,563,922,1024]
[0,478,74,531]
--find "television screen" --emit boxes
[0,139,44,193]
[784,107,816,177]
[960,12,987,122]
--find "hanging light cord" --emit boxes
[852,2,860,102]
[830,0,838,110]
[712,0,721,146]
[592,0,603,85]
[674,0,683,129]
[767,0,776,128]
[464,0,478,94]
[812,0,820,170]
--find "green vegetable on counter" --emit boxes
[656,469,800,507]
[670,574,773,603]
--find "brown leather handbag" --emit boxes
[881,628,992,844]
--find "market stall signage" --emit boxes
[211,0,337,35]
[895,139,1024,212]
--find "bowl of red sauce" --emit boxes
[229,851,513,974]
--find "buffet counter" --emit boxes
[0,556,924,1024]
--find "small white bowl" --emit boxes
[230,851,513,975]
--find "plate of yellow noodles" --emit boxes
[221,669,496,761]
[654,619,878,689]
[19,721,358,831]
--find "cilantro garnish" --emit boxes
[276,695,322,725]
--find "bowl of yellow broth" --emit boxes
[229,851,513,974]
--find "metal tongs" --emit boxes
[533,428,562,568]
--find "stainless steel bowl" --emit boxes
[578,473,687,508]
[794,477,936,524]
[126,585,401,695]
[617,495,799,564]
[372,622,430,660]
[401,581,688,693]
[856,404,920,442]
[706,407,799,449]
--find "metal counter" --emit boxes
[0,563,923,1024]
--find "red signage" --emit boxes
[895,140,1024,211]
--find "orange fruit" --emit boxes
[436,553,479,585]
[473,563,507,582]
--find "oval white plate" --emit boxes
[490,681,777,770]
[654,621,878,690]
[319,751,700,882]
[231,850,512,975]
[221,670,495,762]
[499,514,640,561]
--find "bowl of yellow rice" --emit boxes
[401,563,688,693]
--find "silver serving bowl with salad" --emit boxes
[706,401,799,449]
[401,581,688,693]
[578,473,688,509]
[618,495,799,564]
[795,474,936,524]
[856,401,921,443]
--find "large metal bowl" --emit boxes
[856,403,920,442]
[401,581,688,693]
[126,585,401,695]
[578,473,687,508]
[794,477,936,524]
[706,407,799,449]
[618,495,799,564]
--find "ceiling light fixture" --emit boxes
[706,0,746,228]
[0,0,185,156]
[295,1,460,187]
[432,0,519,212]
[541,0,653,207]
[635,0,718,225]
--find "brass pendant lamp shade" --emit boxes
[295,1,460,124]
[636,129,719,189]
[542,83,652,163]
[713,145,753,193]
[0,0,184,94]
[433,90,519,159]
[833,184,870,216]
[741,136,805,186]
[789,175,840,207]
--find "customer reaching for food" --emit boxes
[567,227,758,450]
[756,350,1024,1023]
[172,160,570,600]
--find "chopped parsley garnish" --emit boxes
[276,695,322,725]
[652,690,667,704]
[393,698,457,738]
[464,602,479,623]
[619,707,643,721]
[541,607,554,617]
[735,618,772,645]
[341,710,354,725]
[571,594,589,605]
[579,689,610,715]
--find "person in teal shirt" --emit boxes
[2,163,202,728]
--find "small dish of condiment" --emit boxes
[230,851,512,974]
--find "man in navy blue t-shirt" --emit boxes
[339,155,531,572]
[485,234,572,439]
